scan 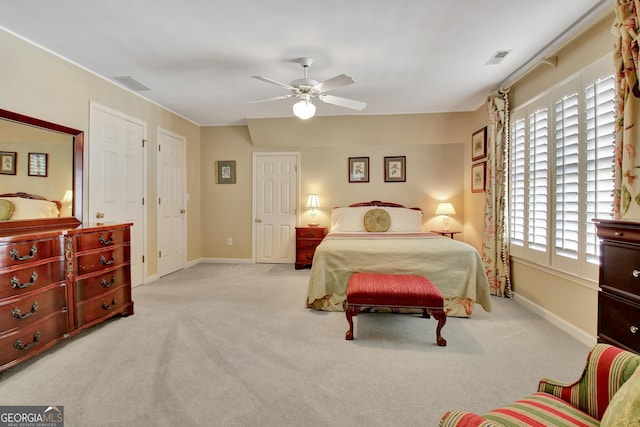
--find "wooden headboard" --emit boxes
[0,192,62,211]
[348,200,422,212]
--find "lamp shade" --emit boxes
[435,203,456,216]
[293,94,316,119]
[61,189,73,204]
[305,194,321,209]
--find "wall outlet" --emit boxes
[226,238,232,246]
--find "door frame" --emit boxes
[88,101,148,285]
[156,127,187,277]
[252,151,300,263]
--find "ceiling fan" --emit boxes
[250,57,367,119]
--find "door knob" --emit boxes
[255,218,262,223]
[180,209,186,213]
[96,212,105,219]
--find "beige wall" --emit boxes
[0,29,202,278]
[508,8,615,341]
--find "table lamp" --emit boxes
[435,203,456,231]
[305,194,321,227]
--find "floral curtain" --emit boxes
[613,0,640,219]
[482,89,512,298]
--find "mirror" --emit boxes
[0,108,83,231]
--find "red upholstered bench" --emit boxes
[345,273,446,346]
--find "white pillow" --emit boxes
[381,207,423,232]
[4,197,59,220]
[330,207,370,232]
[330,206,424,232]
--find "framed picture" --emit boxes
[384,156,406,182]
[216,160,236,184]
[28,152,48,177]
[348,157,369,182]
[472,161,486,193]
[472,127,487,161]
[0,151,17,175]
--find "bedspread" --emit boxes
[306,232,492,317]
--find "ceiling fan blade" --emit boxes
[247,94,295,103]
[312,74,355,93]
[318,94,367,111]
[251,75,296,90]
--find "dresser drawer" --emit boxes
[600,243,640,299]
[76,245,130,276]
[0,237,63,268]
[297,239,322,251]
[76,285,132,327]
[0,259,65,299]
[75,265,130,302]
[0,283,67,334]
[598,291,640,353]
[0,311,68,370]
[75,228,130,252]
[296,227,326,239]
[296,250,316,265]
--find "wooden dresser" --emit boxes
[295,226,327,269]
[0,223,134,372]
[594,219,640,354]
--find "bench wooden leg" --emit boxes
[345,305,360,340]
[431,309,447,346]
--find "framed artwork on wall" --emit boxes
[216,160,236,184]
[348,157,369,182]
[384,156,406,182]
[28,152,48,177]
[472,127,487,161]
[0,151,17,175]
[471,161,486,193]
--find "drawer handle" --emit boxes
[632,326,639,335]
[634,270,640,278]
[101,297,117,310]
[614,231,623,237]
[99,234,114,245]
[10,272,38,289]
[100,253,116,265]
[11,301,39,320]
[9,245,38,261]
[101,275,117,288]
[14,331,41,351]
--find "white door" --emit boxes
[157,128,186,277]
[89,102,146,287]
[254,153,298,264]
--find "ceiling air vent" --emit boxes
[485,50,511,65]
[112,76,151,91]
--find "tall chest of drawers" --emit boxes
[0,223,134,372]
[594,219,640,354]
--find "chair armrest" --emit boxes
[439,410,504,427]
[537,377,580,398]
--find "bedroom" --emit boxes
[0,0,619,370]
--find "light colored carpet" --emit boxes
[0,263,591,426]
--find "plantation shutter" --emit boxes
[510,117,526,249]
[528,108,548,252]
[585,76,615,263]
[554,93,580,259]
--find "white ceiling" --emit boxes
[0,0,611,126]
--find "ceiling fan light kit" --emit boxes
[293,94,316,119]
[251,57,366,120]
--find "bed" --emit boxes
[306,201,492,317]
[0,192,61,221]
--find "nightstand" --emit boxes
[295,226,327,269]
[431,230,460,239]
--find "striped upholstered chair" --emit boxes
[439,344,640,426]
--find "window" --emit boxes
[509,56,614,279]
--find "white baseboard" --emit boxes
[513,292,597,348]
[197,257,253,264]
